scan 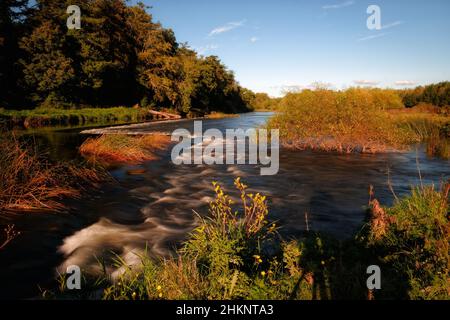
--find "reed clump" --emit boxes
[79,134,171,166]
[0,134,106,212]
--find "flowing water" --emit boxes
[0,112,449,299]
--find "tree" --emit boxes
[401,82,450,108]
[128,3,183,109]
[76,0,138,106]
[0,0,29,107]
[5,0,253,115]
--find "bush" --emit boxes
[269,88,407,153]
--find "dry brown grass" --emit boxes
[0,134,106,212]
[79,134,171,166]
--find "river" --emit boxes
[0,112,448,299]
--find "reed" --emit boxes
[79,134,171,166]
[0,134,106,212]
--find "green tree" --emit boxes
[0,0,29,107]
[128,3,183,109]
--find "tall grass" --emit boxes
[393,113,450,158]
[79,134,170,166]
[0,134,107,212]
[363,184,449,299]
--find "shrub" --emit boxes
[269,88,407,153]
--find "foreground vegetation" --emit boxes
[0,133,107,212]
[80,134,171,167]
[51,178,449,300]
[268,88,450,154]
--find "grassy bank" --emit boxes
[0,107,243,130]
[268,88,450,154]
[0,134,107,212]
[0,107,157,129]
[52,178,449,300]
[80,134,171,167]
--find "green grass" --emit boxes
[361,184,450,299]
[49,178,449,300]
[0,107,154,129]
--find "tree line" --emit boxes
[0,0,253,115]
[400,82,450,108]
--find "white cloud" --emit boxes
[208,20,246,37]
[357,33,389,41]
[380,21,404,30]
[250,37,259,43]
[357,21,403,42]
[353,80,379,86]
[395,80,416,86]
[322,1,355,10]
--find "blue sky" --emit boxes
[138,0,450,96]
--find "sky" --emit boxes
[138,0,450,96]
